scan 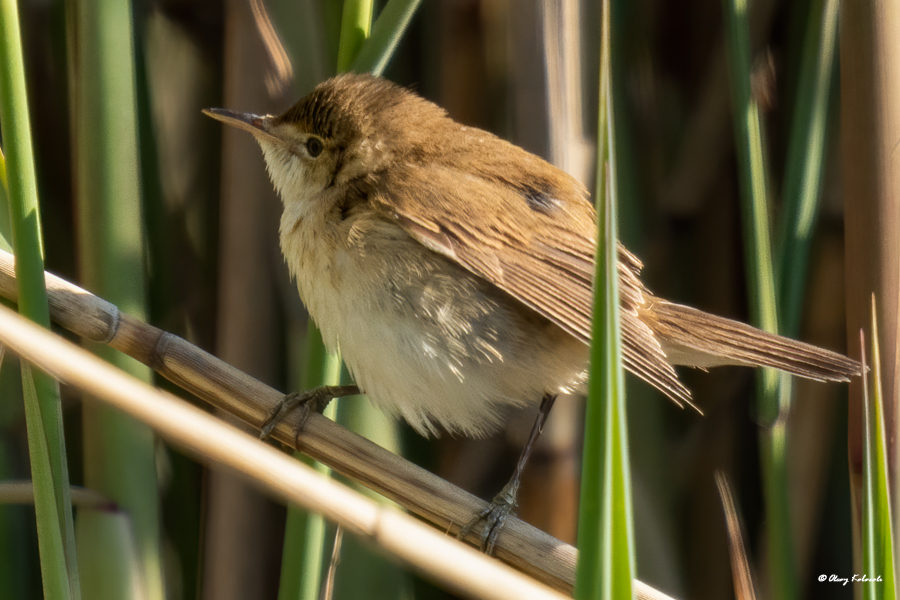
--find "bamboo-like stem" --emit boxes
[0,301,568,600]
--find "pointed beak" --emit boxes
[203,108,283,144]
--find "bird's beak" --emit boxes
[203,108,283,144]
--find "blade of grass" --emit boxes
[0,0,79,596]
[723,0,782,420]
[0,149,12,251]
[723,0,796,598]
[861,298,897,599]
[69,0,164,597]
[350,0,423,76]
[767,0,838,590]
[774,0,839,337]
[336,0,374,73]
[0,150,21,595]
[19,366,73,599]
[575,1,635,598]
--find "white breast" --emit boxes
[279,202,587,437]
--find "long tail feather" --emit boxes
[643,301,862,382]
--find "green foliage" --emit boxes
[575,2,635,598]
[0,0,78,596]
[861,301,897,600]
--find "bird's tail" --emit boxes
[643,300,862,382]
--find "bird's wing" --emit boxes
[370,162,694,407]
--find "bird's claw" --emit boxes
[259,389,330,440]
[458,483,519,554]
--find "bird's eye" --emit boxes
[305,137,324,158]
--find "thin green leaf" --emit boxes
[0,147,14,252]
[861,298,897,599]
[722,0,781,410]
[350,0,423,76]
[0,145,6,188]
[775,0,839,336]
[336,0,373,73]
[0,0,79,596]
[723,0,796,598]
[19,366,72,599]
[575,2,635,598]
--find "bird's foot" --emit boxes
[259,384,359,440]
[458,481,519,555]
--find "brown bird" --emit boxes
[205,73,861,551]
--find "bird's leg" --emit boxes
[259,384,360,440]
[459,393,558,554]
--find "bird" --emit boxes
[204,73,861,551]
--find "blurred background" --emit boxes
[0,0,875,598]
